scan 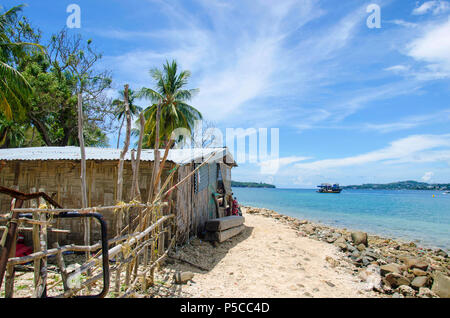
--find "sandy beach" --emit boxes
[3,206,448,298]
[145,206,449,299]
[148,210,382,298]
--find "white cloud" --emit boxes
[384,65,411,73]
[421,171,434,182]
[294,134,450,171]
[362,109,450,133]
[412,1,450,15]
[258,156,311,175]
[407,19,450,78]
[100,0,368,126]
[387,19,418,28]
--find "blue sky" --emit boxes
[4,0,450,188]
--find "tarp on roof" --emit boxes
[0,146,236,166]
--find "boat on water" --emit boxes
[317,183,342,193]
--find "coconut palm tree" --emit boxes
[0,5,31,120]
[0,4,42,145]
[112,88,142,148]
[137,60,202,148]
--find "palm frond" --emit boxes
[0,61,32,93]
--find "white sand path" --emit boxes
[162,212,381,298]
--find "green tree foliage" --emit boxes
[0,5,37,145]
[112,88,142,148]
[137,60,202,148]
[1,5,114,148]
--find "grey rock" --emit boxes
[403,258,428,271]
[325,256,339,268]
[326,237,337,244]
[325,281,335,287]
[174,271,194,284]
[395,285,416,297]
[362,257,371,266]
[357,244,366,252]
[303,224,316,235]
[363,251,378,260]
[411,276,429,289]
[380,263,402,276]
[351,231,368,246]
[385,273,411,288]
[334,242,347,251]
[359,264,382,291]
[435,249,448,258]
[431,272,450,298]
[412,268,427,276]
[417,287,439,298]
[335,236,346,244]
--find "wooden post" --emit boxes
[77,93,88,209]
[115,264,122,295]
[131,113,145,201]
[117,84,131,204]
[53,242,69,292]
[33,189,47,298]
[77,92,91,293]
[4,198,17,298]
[0,188,23,296]
[149,241,155,286]
[30,187,41,289]
[4,263,15,298]
[148,101,161,203]
[130,150,137,200]
[115,85,131,297]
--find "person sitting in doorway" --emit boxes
[231,196,242,216]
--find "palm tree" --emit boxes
[0,113,26,147]
[112,88,142,148]
[0,5,31,121]
[137,60,202,148]
[0,4,42,145]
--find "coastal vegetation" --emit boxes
[0,5,114,148]
[0,5,203,150]
[112,88,142,148]
[231,181,276,188]
[137,60,202,148]
[343,180,450,191]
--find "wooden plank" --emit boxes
[204,224,245,243]
[205,216,245,232]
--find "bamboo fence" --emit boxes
[0,83,221,298]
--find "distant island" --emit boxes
[343,180,450,191]
[231,181,276,188]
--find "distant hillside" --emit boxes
[231,181,276,188]
[343,180,450,191]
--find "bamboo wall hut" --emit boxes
[0,147,236,245]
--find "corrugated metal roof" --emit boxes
[0,147,236,166]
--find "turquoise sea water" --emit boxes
[232,188,450,251]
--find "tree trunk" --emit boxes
[117,85,131,203]
[77,93,88,209]
[116,116,124,149]
[148,102,161,202]
[29,115,53,146]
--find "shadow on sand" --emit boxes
[148,224,254,297]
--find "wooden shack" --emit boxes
[0,147,236,245]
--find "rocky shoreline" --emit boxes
[242,206,450,298]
